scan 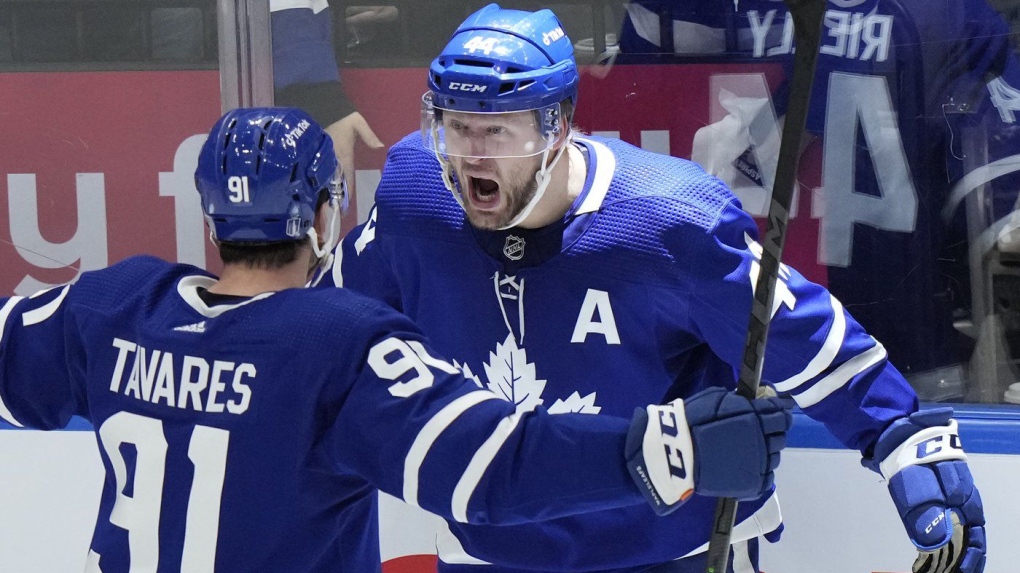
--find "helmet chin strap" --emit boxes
[306,201,342,287]
[498,133,572,230]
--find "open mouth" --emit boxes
[467,176,501,211]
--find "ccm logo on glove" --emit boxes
[625,387,792,515]
[658,409,690,480]
[916,433,962,459]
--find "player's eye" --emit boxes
[486,126,508,136]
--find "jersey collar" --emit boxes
[570,137,615,216]
[177,275,275,318]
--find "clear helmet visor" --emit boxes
[421,91,561,159]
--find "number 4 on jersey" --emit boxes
[815,72,918,267]
[988,76,1020,124]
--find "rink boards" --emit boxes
[0,413,1016,572]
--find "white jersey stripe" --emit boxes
[0,296,25,344]
[0,296,27,427]
[793,341,887,409]
[574,139,617,215]
[732,540,755,573]
[451,410,524,523]
[775,295,845,393]
[22,285,70,326]
[403,390,499,507]
[331,236,346,288]
[680,492,782,557]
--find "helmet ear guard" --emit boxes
[306,142,350,215]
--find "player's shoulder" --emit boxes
[383,132,442,177]
[372,132,467,238]
[71,255,204,307]
[272,286,418,346]
[388,131,432,156]
[267,288,425,374]
[97,254,175,276]
[586,136,739,232]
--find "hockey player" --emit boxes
[0,107,793,573]
[329,4,987,573]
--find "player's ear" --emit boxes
[547,122,569,154]
[553,100,574,149]
[313,201,331,249]
[307,188,330,248]
[555,123,570,148]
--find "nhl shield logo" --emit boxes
[503,235,525,260]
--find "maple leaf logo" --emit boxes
[548,391,602,414]
[453,360,484,389]
[482,334,546,413]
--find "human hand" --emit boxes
[867,409,986,573]
[625,387,791,515]
[324,111,385,193]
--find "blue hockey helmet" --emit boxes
[426,3,579,114]
[422,5,579,229]
[195,107,347,244]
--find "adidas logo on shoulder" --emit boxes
[173,321,206,333]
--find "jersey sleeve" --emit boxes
[319,304,642,526]
[681,197,918,454]
[0,285,88,430]
[324,206,405,312]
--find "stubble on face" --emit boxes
[454,155,541,230]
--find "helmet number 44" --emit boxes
[227,176,251,204]
[462,36,499,55]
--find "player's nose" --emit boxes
[463,154,489,166]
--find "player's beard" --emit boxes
[454,155,542,230]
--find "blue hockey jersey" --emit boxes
[329,133,919,572]
[0,256,649,573]
[622,0,1020,383]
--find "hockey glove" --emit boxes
[864,408,986,573]
[625,387,791,515]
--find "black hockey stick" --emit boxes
[703,0,826,571]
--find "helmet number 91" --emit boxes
[227,176,251,203]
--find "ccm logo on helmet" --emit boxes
[448,82,488,93]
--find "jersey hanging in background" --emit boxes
[601,0,1020,394]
